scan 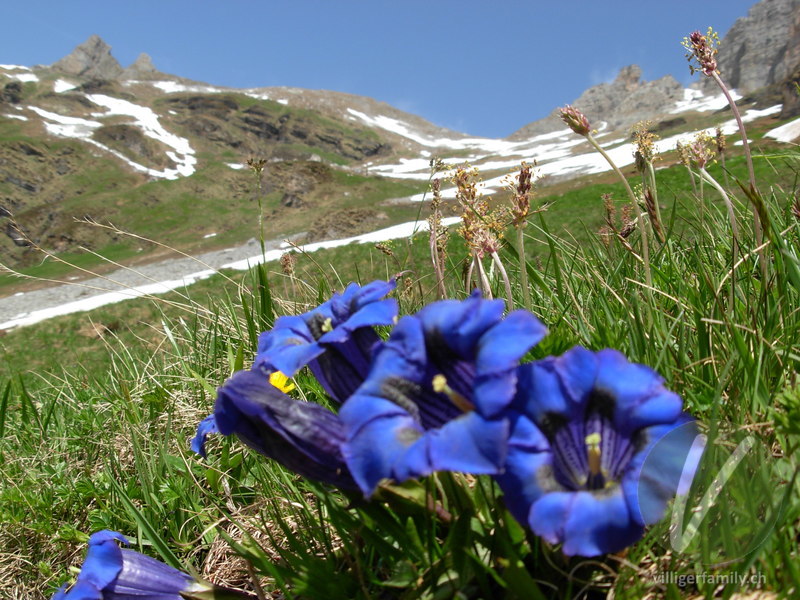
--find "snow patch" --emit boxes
[3,72,38,83]
[27,96,197,180]
[3,113,28,121]
[151,80,226,94]
[670,88,742,114]
[27,106,101,138]
[765,116,800,143]
[87,94,197,179]
[53,79,77,93]
[226,162,246,170]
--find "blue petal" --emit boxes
[340,394,424,496]
[494,413,554,524]
[320,298,398,344]
[425,411,509,476]
[417,292,506,358]
[475,309,547,374]
[255,315,322,376]
[52,580,102,600]
[80,531,127,589]
[513,354,588,424]
[190,414,218,458]
[112,549,194,594]
[530,488,644,556]
[595,349,683,434]
[624,416,704,525]
[214,370,355,488]
[342,394,508,496]
[551,345,598,405]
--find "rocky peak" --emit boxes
[509,65,683,139]
[51,34,123,80]
[121,52,161,80]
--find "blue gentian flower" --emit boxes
[340,292,548,496]
[51,530,242,600]
[194,369,357,489]
[254,279,398,403]
[495,346,701,557]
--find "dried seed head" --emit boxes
[453,164,508,253]
[631,121,658,165]
[430,177,442,210]
[280,251,296,276]
[676,140,692,167]
[510,162,534,227]
[374,242,395,257]
[621,204,634,226]
[472,228,500,258]
[620,220,637,239]
[246,157,268,176]
[602,193,617,232]
[559,105,591,136]
[429,157,447,174]
[715,127,727,154]
[683,28,719,77]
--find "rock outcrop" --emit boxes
[51,34,124,80]
[701,0,800,94]
[121,53,161,80]
[51,37,168,82]
[510,65,684,139]
[780,4,800,117]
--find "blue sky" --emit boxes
[2,1,757,138]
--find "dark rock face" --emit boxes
[1,81,22,104]
[93,124,177,169]
[709,0,800,93]
[5,221,30,247]
[51,34,124,80]
[780,5,800,117]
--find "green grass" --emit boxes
[1,135,800,599]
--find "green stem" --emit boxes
[711,71,765,280]
[586,132,652,287]
[491,250,514,311]
[516,225,531,311]
[700,167,738,313]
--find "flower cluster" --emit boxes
[559,105,591,136]
[192,280,701,557]
[683,28,720,77]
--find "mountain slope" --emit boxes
[2,0,799,286]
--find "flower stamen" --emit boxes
[585,432,606,490]
[432,374,475,413]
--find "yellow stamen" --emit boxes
[269,371,296,393]
[432,374,474,413]
[586,432,602,476]
[321,317,333,333]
